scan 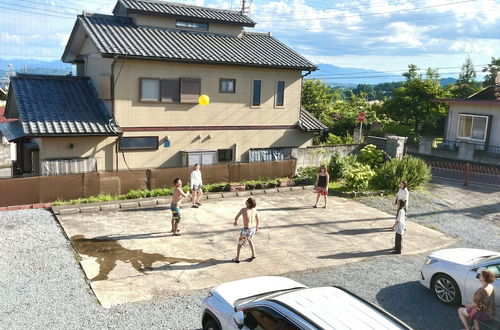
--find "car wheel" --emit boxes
[203,318,220,330]
[432,274,461,306]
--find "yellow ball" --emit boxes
[198,95,210,106]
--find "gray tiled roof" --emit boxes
[114,0,256,27]
[469,84,500,100]
[78,14,317,70]
[299,108,328,132]
[8,74,121,136]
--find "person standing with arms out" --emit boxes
[171,178,190,236]
[391,199,406,254]
[314,165,329,208]
[395,181,409,211]
[458,269,496,330]
[232,198,260,263]
[190,163,203,208]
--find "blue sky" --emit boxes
[0,0,499,78]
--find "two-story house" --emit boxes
[1,0,325,174]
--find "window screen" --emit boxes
[276,80,285,106]
[161,79,180,103]
[180,78,201,103]
[119,137,158,150]
[140,78,160,101]
[218,149,233,161]
[176,20,208,30]
[252,80,261,106]
[220,78,236,93]
[457,114,488,141]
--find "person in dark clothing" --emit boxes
[314,165,329,209]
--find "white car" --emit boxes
[420,248,500,312]
[201,276,412,330]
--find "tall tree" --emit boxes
[482,57,500,87]
[457,55,476,84]
[452,56,481,98]
[381,64,449,136]
[301,79,338,126]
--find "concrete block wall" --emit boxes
[292,144,362,168]
[0,144,11,167]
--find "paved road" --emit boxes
[1,180,499,329]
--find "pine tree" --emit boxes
[457,55,476,84]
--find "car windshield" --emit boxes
[234,287,304,308]
[471,255,500,264]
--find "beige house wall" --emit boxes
[35,137,116,172]
[114,59,302,127]
[118,129,313,169]
[132,14,243,35]
[446,104,500,146]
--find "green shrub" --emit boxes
[295,166,318,185]
[328,153,357,180]
[324,132,355,145]
[358,144,385,168]
[344,163,375,192]
[242,179,262,190]
[371,155,431,192]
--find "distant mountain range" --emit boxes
[0,58,457,87]
[310,64,457,87]
[0,59,72,77]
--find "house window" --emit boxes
[140,78,160,101]
[275,80,285,107]
[180,78,201,103]
[252,80,261,106]
[119,137,159,150]
[161,79,180,103]
[218,149,233,162]
[176,20,209,31]
[457,114,488,142]
[219,78,236,93]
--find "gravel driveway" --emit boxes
[1,181,498,330]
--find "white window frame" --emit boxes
[456,114,489,142]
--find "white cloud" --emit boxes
[449,40,494,56]
[1,33,23,44]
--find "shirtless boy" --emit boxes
[232,197,260,263]
[171,178,190,236]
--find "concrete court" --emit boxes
[56,189,455,308]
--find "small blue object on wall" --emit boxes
[164,140,170,147]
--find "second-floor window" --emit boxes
[140,77,200,104]
[219,78,236,93]
[275,80,285,107]
[176,20,208,31]
[140,78,160,102]
[252,80,261,106]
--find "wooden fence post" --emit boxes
[464,162,469,186]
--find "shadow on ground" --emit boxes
[376,281,461,330]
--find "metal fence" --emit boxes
[428,160,500,186]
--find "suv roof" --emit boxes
[272,287,411,330]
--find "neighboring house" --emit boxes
[0,87,6,102]
[0,105,17,177]
[0,75,121,175]
[437,83,500,155]
[0,0,325,175]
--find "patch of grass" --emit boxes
[426,224,438,231]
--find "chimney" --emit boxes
[495,72,500,85]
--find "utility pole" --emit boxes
[240,0,250,15]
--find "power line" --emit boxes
[250,0,428,20]
[257,0,475,23]
[0,6,75,20]
[310,72,464,80]
[0,1,77,16]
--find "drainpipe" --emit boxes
[299,69,312,122]
[111,57,119,171]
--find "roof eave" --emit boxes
[432,98,500,105]
[102,53,316,70]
